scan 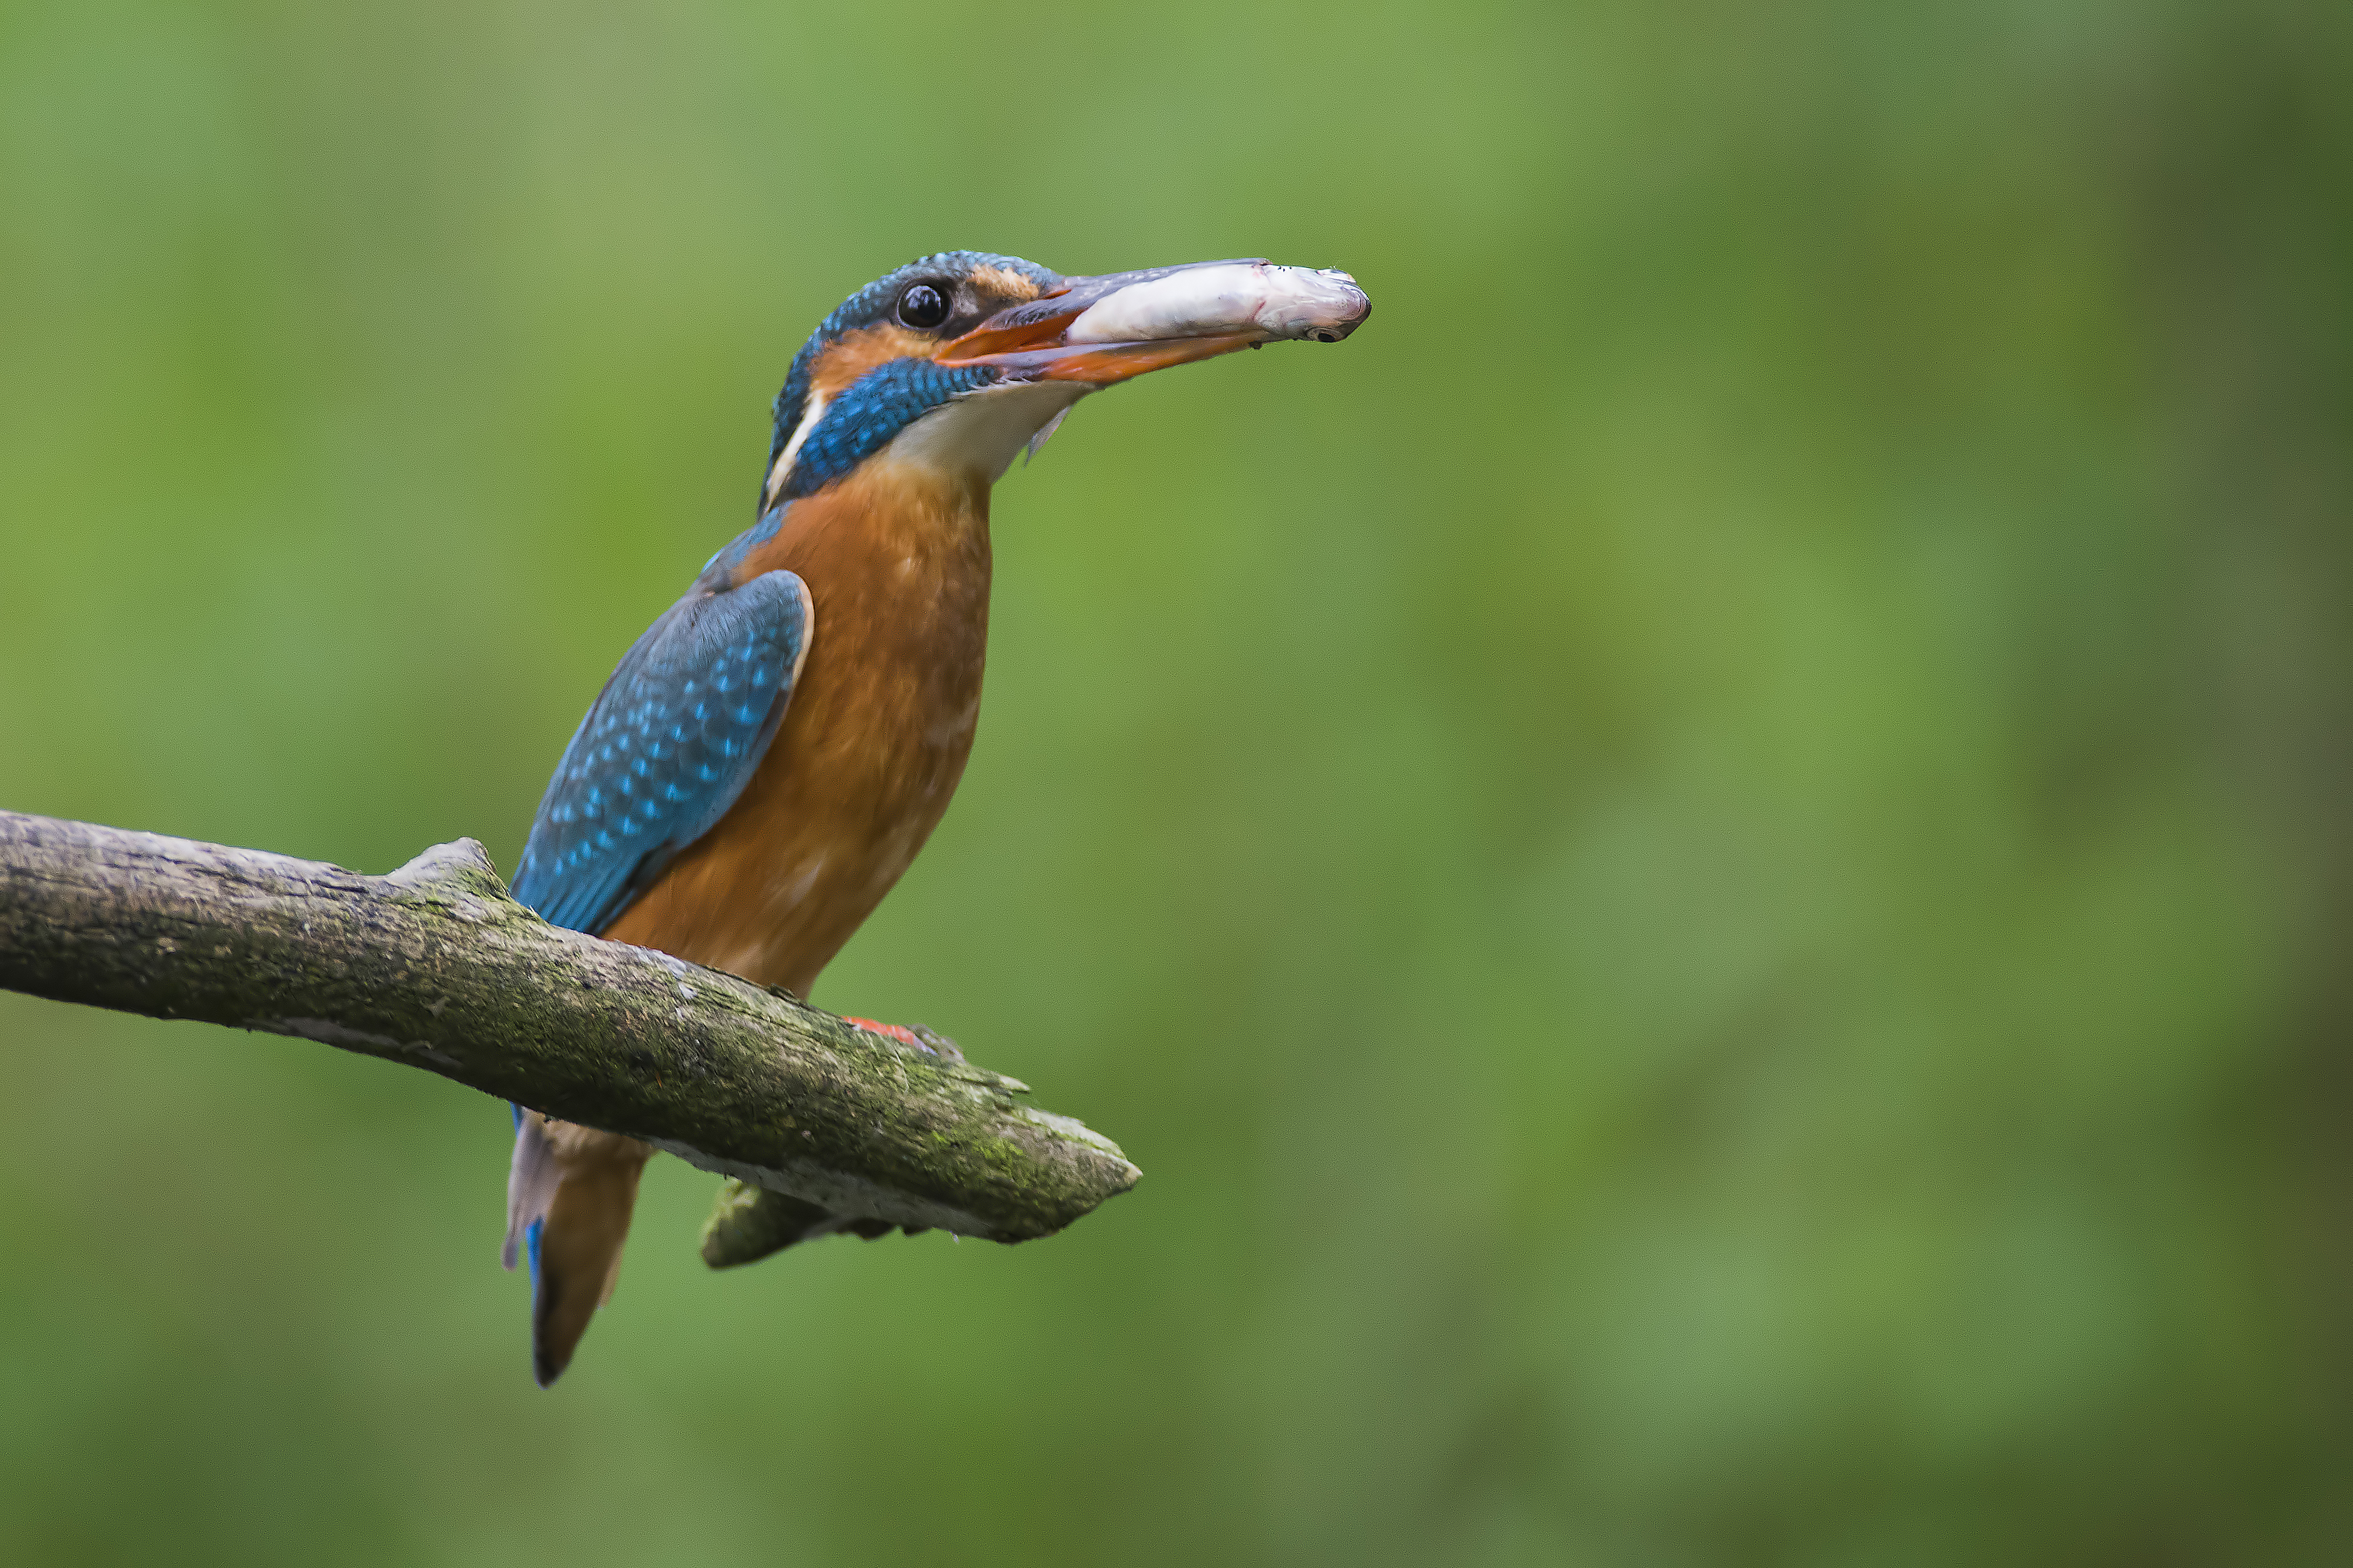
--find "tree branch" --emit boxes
[0,811,1138,1262]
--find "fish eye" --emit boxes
[897,283,949,330]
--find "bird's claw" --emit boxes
[845,1017,965,1061]
[909,1024,965,1061]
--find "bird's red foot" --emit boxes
[843,1018,965,1061]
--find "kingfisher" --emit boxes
[499,251,1369,1385]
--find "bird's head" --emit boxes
[759,251,1370,512]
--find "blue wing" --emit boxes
[512,567,813,936]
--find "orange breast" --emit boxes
[597,462,993,997]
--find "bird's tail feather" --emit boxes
[503,1104,558,1272]
[502,1110,653,1387]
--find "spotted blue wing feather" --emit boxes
[512,567,813,937]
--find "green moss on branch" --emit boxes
[0,810,1139,1250]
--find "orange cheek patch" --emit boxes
[810,324,941,397]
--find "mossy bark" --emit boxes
[0,810,1138,1251]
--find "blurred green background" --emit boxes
[3,1,2349,1562]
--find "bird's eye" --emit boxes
[898,283,949,330]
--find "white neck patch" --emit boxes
[763,391,832,510]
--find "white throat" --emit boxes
[881,381,1088,486]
